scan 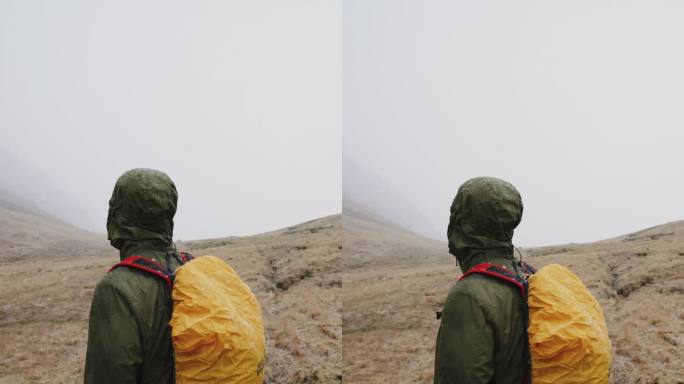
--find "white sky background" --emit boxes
[0,0,341,240]
[344,0,684,247]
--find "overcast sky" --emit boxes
[0,0,341,240]
[344,0,684,247]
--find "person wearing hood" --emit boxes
[433,177,528,384]
[84,168,185,384]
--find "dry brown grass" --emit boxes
[342,215,684,384]
[3,204,682,384]
[0,206,109,263]
[0,212,341,384]
[183,215,341,384]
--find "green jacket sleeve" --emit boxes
[84,280,143,384]
[434,287,494,384]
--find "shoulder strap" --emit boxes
[459,261,532,384]
[178,251,194,263]
[459,262,527,297]
[109,255,174,288]
[517,260,537,276]
[110,254,192,384]
[110,252,196,288]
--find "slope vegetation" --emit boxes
[343,155,439,239]
[0,148,96,231]
[0,206,111,264]
[0,213,341,384]
[342,213,684,384]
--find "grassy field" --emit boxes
[0,210,341,384]
[342,215,684,384]
[2,203,682,383]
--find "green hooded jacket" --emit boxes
[84,169,183,384]
[434,177,528,384]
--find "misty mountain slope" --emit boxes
[342,197,399,230]
[343,212,448,269]
[0,215,341,384]
[343,155,439,239]
[342,211,451,384]
[0,205,112,264]
[0,186,55,220]
[0,147,96,231]
[343,213,684,384]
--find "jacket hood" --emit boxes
[106,168,177,252]
[447,176,523,273]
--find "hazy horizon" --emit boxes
[344,0,684,247]
[0,1,341,240]
[4,1,684,247]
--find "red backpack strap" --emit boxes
[518,261,537,276]
[459,262,526,297]
[459,262,533,384]
[178,251,194,264]
[110,255,173,288]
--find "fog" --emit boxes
[343,154,437,238]
[0,0,341,240]
[344,1,684,247]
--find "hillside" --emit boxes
[342,213,684,384]
[343,155,439,239]
[0,213,341,384]
[343,214,445,269]
[0,148,96,231]
[0,206,112,264]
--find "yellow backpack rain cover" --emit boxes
[527,264,612,384]
[169,255,266,384]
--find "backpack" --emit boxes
[458,261,612,384]
[110,253,266,384]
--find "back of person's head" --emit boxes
[106,168,177,249]
[447,176,523,266]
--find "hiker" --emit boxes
[434,177,528,384]
[84,168,184,384]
